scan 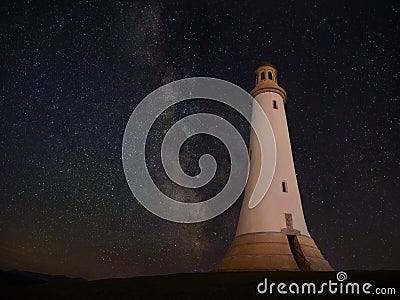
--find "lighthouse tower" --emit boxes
[215,62,332,271]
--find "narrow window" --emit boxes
[261,72,265,80]
[273,100,278,109]
[268,72,273,80]
[282,180,288,193]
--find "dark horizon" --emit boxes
[1,1,399,280]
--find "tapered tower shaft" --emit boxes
[215,62,332,271]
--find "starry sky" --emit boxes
[1,1,399,280]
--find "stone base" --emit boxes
[214,232,332,272]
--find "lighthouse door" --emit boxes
[287,235,311,271]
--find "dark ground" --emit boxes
[1,271,398,299]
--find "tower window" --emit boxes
[273,100,278,109]
[268,72,273,80]
[261,72,265,80]
[282,181,288,193]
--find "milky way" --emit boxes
[0,1,399,279]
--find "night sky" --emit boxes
[1,1,399,280]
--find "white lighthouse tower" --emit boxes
[216,62,332,271]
